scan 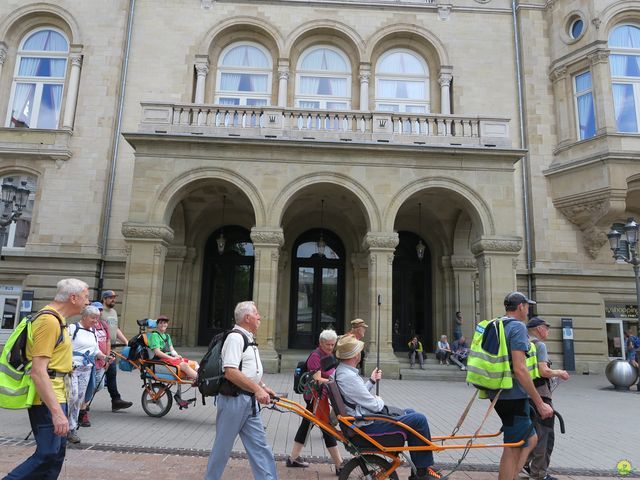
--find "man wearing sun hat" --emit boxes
[333,335,440,480]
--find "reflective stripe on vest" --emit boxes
[526,341,540,380]
[466,318,513,390]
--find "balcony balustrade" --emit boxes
[139,103,512,149]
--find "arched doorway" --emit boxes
[289,229,345,349]
[392,231,432,352]
[198,225,254,345]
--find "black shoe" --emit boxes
[286,456,309,468]
[542,475,558,480]
[520,464,531,478]
[111,399,133,411]
[412,467,441,480]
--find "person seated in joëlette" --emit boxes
[148,315,199,381]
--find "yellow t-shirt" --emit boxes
[26,306,72,404]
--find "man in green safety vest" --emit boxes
[477,292,553,480]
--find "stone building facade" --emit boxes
[0,0,638,376]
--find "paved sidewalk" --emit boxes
[0,371,637,478]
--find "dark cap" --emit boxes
[504,291,536,309]
[527,317,550,329]
[101,290,116,299]
[157,315,170,322]
[90,301,104,310]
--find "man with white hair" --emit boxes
[4,278,90,480]
[205,301,278,480]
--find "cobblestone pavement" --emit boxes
[0,371,638,479]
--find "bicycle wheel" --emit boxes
[338,455,399,480]
[141,382,173,417]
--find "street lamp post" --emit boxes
[0,177,30,259]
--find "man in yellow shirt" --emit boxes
[4,278,89,480]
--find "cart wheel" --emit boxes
[338,455,399,480]
[141,382,173,417]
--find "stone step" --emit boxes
[400,366,468,382]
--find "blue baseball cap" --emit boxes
[91,301,104,310]
[101,290,116,299]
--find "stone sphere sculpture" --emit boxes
[605,359,638,389]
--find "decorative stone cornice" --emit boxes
[549,67,567,83]
[121,222,174,243]
[250,228,284,247]
[450,256,477,270]
[588,49,609,66]
[364,232,399,250]
[166,245,188,259]
[471,237,522,255]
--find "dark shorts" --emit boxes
[494,398,535,447]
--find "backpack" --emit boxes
[196,328,253,404]
[69,323,97,341]
[118,333,150,372]
[0,309,65,410]
[293,352,314,394]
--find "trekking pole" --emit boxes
[376,294,381,396]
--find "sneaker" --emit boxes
[67,431,81,444]
[412,467,441,480]
[542,475,558,480]
[520,464,531,478]
[335,466,342,476]
[78,410,91,427]
[111,398,133,411]
[286,456,309,468]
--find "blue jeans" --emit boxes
[363,409,434,468]
[3,403,68,480]
[205,394,278,480]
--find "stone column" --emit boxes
[250,227,284,372]
[471,236,522,320]
[364,232,399,378]
[277,66,289,108]
[439,68,453,114]
[549,67,571,146]
[62,54,82,129]
[194,59,209,104]
[0,43,7,85]
[588,49,616,135]
[359,64,371,111]
[450,255,478,339]
[121,223,174,339]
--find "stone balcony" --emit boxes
[0,127,72,163]
[138,103,512,150]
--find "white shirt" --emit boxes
[69,323,100,369]
[221,325,262,384]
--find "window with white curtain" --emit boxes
[375,49,429,113]
[574,71,596,140]
[215,42,272,106]
[295,46,351,109]
[609,24,640,133]
[6,28,69,129]
[0,174,37,249]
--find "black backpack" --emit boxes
[197,329,253,403]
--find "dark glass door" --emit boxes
[392,231,431,352]
[198,226,254,345]
[289,229,344,349]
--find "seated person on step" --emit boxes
[450,336,469,371]
[148,315,198,381]
[333,335,441,480]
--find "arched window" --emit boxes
[0,174,37,249]
[215,42,272,106]
[375,49,430,113]
[609,24,640,133]
[295,46,351,110]
[7,28,69,129]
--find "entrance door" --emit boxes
[392,231,431,352]
[198,226,254,345]
[289,229,345,349]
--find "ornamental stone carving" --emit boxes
[278,69,290,81]
[0,46,7,65]
[359,73,370,84]
[201,0,215,8]
[438,73,453,87]
[450,256,477,270]
[471,237,522,255]
[167,245,188,259]
[70,54,83,67]
[364,232,399,250]
[549,67,567,83]
[592,17,602,30]
[122,223,174,243]
[588,50,609,66]
[250,228,284,246]
[557,199,611,259]
[195,63,210,76]
[438,5,452,21]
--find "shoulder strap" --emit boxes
[29,308,65,347]
[71,324,97,341]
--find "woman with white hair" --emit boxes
[287,329,343,475]
[435,334,452,365]
[67,305,108,443]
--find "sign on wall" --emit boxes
[604,302,639,320]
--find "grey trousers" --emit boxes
[205,394,278,480]
[528,397,555,479]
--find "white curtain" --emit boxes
[19,57,66,78]
[10,83,36,127]
[246,74,268,92]
[300,48,348,72]
[609,25,640,48]
[23,30,68,52]
[612,83,638,132]
[36,84,63,129]
[378,52,425,75]
[328,78,347,96]
[577,92,595,139]
[378,79,424,99]
[574,72,591,92]
[222,45,270,68]
[220,73,241,91]
[17,58,40,77]
[300,76,321,95]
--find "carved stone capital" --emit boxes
[166,245,188,259]
[69,54,82,68]
[364,232,399,250]
[471,237,522,255]
[450,256,477,270]
[195,63,209,76]
[250,228,284,247]
[588,49,609,66]
[549,66,567,83]
[278,69,289,81]
[0,44,7,65]
[438,73,452,87]
[121,222,174,243]
[359,73,370,84]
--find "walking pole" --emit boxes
[376,294,382,396]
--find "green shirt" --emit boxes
[148,331,173,354]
